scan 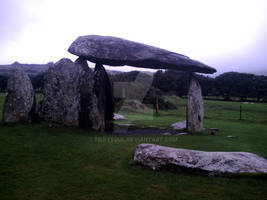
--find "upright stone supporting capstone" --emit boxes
[2,67,35,123]
[94,63,114,132]
[75,57,101,130]
[37,58,102,129]
[186,75,204,132]
[37,58,82,126]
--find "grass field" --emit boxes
[1,93,267,200]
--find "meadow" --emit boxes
[1,93,267,200]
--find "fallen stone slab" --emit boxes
[171,120,186,130]
[68,35,216,74]
[134,144,267,174]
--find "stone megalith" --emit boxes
[134,144,267,174]
[186,76,204,132]
[68,35,217,74]
[67,35,216,132]
[2,67,35,123]
[94,63,114,132]
[37,58,81,126]
[37,58,101,129]
[75,57,101,130]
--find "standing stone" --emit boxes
[75,57,101,130]
[2,67,35,123]
[37,58,101,129]
[37,58,83,126]
[186,76,204,132]
[94,63,114,131]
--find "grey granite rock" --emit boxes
[113,113,125,120]
[37,58,101,129]
[37,58,82,126]
[171,120,186,130]
[2,67,35,123]
[134,144,267,174]
[94,63,114,131]
[186,76,204,132]
[68,35,216,74]
[75,57,101,130]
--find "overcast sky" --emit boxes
[1,0,267,74]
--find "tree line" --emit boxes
[1,70,267,102]
[152,70,267,102]
[0,73,44,93]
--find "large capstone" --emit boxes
[2,67,35,123]
[186,76,204,132]
[94,63,114,131]
[37,58,100,129]
[68,35,216,74]
[134,144,267,174]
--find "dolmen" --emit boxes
[134,144,267,175]
[2,35,216,132]
[68,35,216,132]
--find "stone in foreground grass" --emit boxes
[134,143,267,174]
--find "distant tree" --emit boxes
[29,73,45,92]
[215,72,258,101]
[143,86,177,110]
[195,75,216,97]
[0,74,8,92]
[235,73,256,100]
[152,70,190,97]
[254,75,267,102]
[110,70,267,102]
[110,71,144,82]
[215,72,235,100]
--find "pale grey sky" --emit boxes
[1,0,267,74]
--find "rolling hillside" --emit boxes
[0,62,53,76]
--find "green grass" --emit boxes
[117,97,267,128]
[1,93,267,200]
